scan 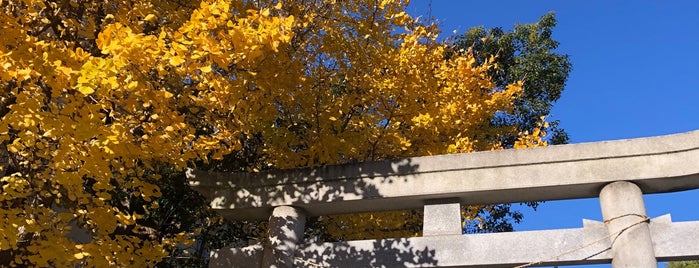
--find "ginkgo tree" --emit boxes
[0,0,549,266]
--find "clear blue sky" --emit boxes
[407,1,699,267]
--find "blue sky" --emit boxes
[407,1,699,267]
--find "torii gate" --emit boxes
[187,130,699,267]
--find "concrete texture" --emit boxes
[209,216,699,267]
[194,130,699,267]
[423,199,461,236]
[600,182,657,267]
[209,244,262,268]
[188,130,699,220]
[261,206,306,268]
[651,215,699,261]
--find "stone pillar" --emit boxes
[599,181,657,268]
[261,206,306,268]
[423,199,462,236]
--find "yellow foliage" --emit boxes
[0,0,549,265]
[514,117,550,149]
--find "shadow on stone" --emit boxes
[187,157,420,220]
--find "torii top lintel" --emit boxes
[187,130,699,220]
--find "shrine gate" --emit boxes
[188,130,699,267]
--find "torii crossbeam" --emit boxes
[188,130,699,267]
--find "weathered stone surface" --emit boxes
[600,181,656,267]
[261,206,306,268]
[651,215,699,262]
[209,216,699,267]
[196,131,699,267]
[209,245,262,268]
[423,200,461,236]
[187,130,699,220]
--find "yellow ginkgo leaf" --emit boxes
[144,14,157,23]
[169,55,185,66]
[78,86,94,95]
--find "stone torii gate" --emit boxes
[187,130,699,267]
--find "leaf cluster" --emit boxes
[0,0,563,266]
[452,12,572,146]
